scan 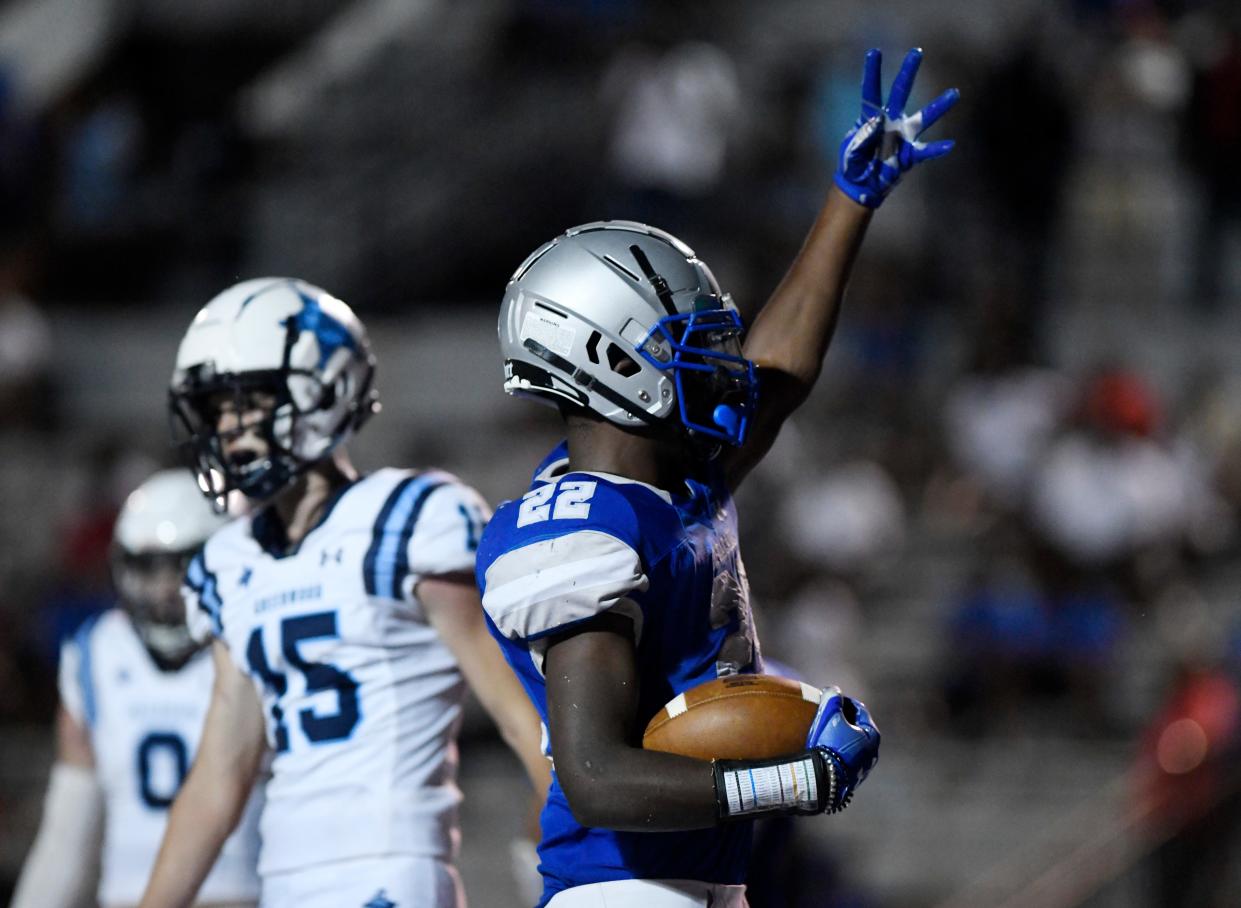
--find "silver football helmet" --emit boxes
[169,278,378,506]
[112,469,230,667]
[499,221,757,445]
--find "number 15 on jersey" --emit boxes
[246,610,361,751]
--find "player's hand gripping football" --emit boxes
[806,686,880,813]
[833,47,959,209]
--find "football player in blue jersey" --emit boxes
[475,48,957,906]
[138,278,550,908]
[13,469,262,908]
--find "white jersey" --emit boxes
[58,608,262,908]
[184,468,489,877]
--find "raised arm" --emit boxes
[138,642,267,908]
[11,706,103,908]
[419,573,553,797]
[724,48,958,488]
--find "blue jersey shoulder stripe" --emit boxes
[390,481,447,598]
[186,551,224,636]
[363,473,446,599]
[72,612,103,728]
[363,475,417,596]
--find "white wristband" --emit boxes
[715,753,821,818]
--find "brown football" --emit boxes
[642,674,823,761]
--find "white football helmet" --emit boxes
[499,221,757,445]
[112,469,230,667]
[169,278,378,505]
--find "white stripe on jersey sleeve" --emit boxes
[482,530,648,642]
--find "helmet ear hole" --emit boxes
[607,343,640,377]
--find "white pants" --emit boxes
[260,855,464,908]
[545,879,748,907]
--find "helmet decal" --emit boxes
[287,288,359,369]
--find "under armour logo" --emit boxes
[363,891,396,908]
[321,548,343,566]
[239,567,253,587]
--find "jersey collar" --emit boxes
[250,476,359,558]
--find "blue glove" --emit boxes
[834,47,959,208]
[806,686,880,812]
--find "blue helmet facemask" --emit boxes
[635,304,758,446]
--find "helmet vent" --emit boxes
[606,343,640,377]
[585,330,602,365]
[602,254,641,282]
[533,300,569,319]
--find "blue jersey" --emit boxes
[476,443,761,904]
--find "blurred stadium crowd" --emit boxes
[2,0,1241,905]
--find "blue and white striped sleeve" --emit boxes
[183,550,225,644]
[363,473,491,602]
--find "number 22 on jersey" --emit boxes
[246,610,360,752]
[516,479,597,528]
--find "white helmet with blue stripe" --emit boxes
[170,277,378,505]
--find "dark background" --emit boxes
[3,0,1241,905]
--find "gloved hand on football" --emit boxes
[805,686,880,812]
[834,47,959,209]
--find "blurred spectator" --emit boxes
[942,298,1071,512]
[943,527,1126,736]
[838,263,928,408]
[34,441,157,668]
[1179,368,1241,539]
[1134,651,1241,907]
[600,37,742,232]
[1182,18,1241,308]
[0,241,54,433]
[769,459,905,696]
[0,63,51,240]
[768,581,866,701]
[778,460,906,581]
[972,27,1074,328]
[1027,369,1194,588]
[1109,9,1195,304]
[55,91,145,236]
[944,547,1055,732]
[940,367,1220,735]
